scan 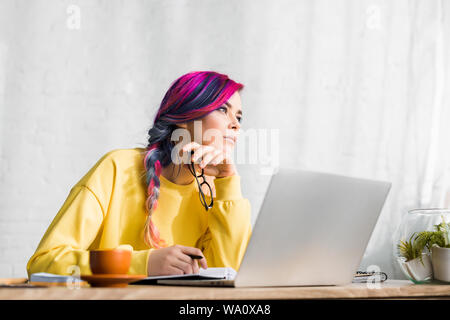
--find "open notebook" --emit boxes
[131,268,387,286]
[131,267,237,285]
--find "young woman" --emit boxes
[26,71,252,277]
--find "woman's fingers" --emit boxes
[192,145,215,164]
[168,265,185,275]
[178,245,208,269]
[181,142,234,176]
[200,149,221,168]
[176,255,200,274]
[182,142,201,158]
[173,259,194,274]
[182,142,222,166]
[191,259,200,274]
[209,152,225,166]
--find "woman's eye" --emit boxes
[218,106,241,123]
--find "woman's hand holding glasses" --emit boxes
[182,141,236,178]
[182,141,237,211]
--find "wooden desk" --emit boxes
[0,280,449,299]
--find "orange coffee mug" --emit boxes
[89,249,132,275]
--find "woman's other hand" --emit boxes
[147,244,208,276]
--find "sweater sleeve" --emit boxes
[196,175,252,271]
[26,185,152,278]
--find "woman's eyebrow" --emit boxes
[224,101,243,116]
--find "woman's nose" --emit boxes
[229,115,240,130]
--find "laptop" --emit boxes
[139,167,391,287]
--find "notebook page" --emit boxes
[139,267,237,281]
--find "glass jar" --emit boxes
[393,208,450,283]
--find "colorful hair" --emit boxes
[142,71,244,248]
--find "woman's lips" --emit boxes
[224,136,236,144]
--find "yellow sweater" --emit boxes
[26,148,252,277]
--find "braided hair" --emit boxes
[142,71,244,248]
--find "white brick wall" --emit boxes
[2,0,450,281]
[0,0,268,279]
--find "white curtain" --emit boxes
[0,0,449,279]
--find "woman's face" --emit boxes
[180,91,243,152]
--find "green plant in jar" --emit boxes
[397,216,450,264]
[415,215,450,250]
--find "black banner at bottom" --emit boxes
[0,299,449,318]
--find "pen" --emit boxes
[188,254,204,260]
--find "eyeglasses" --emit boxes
[188,160,214,211]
